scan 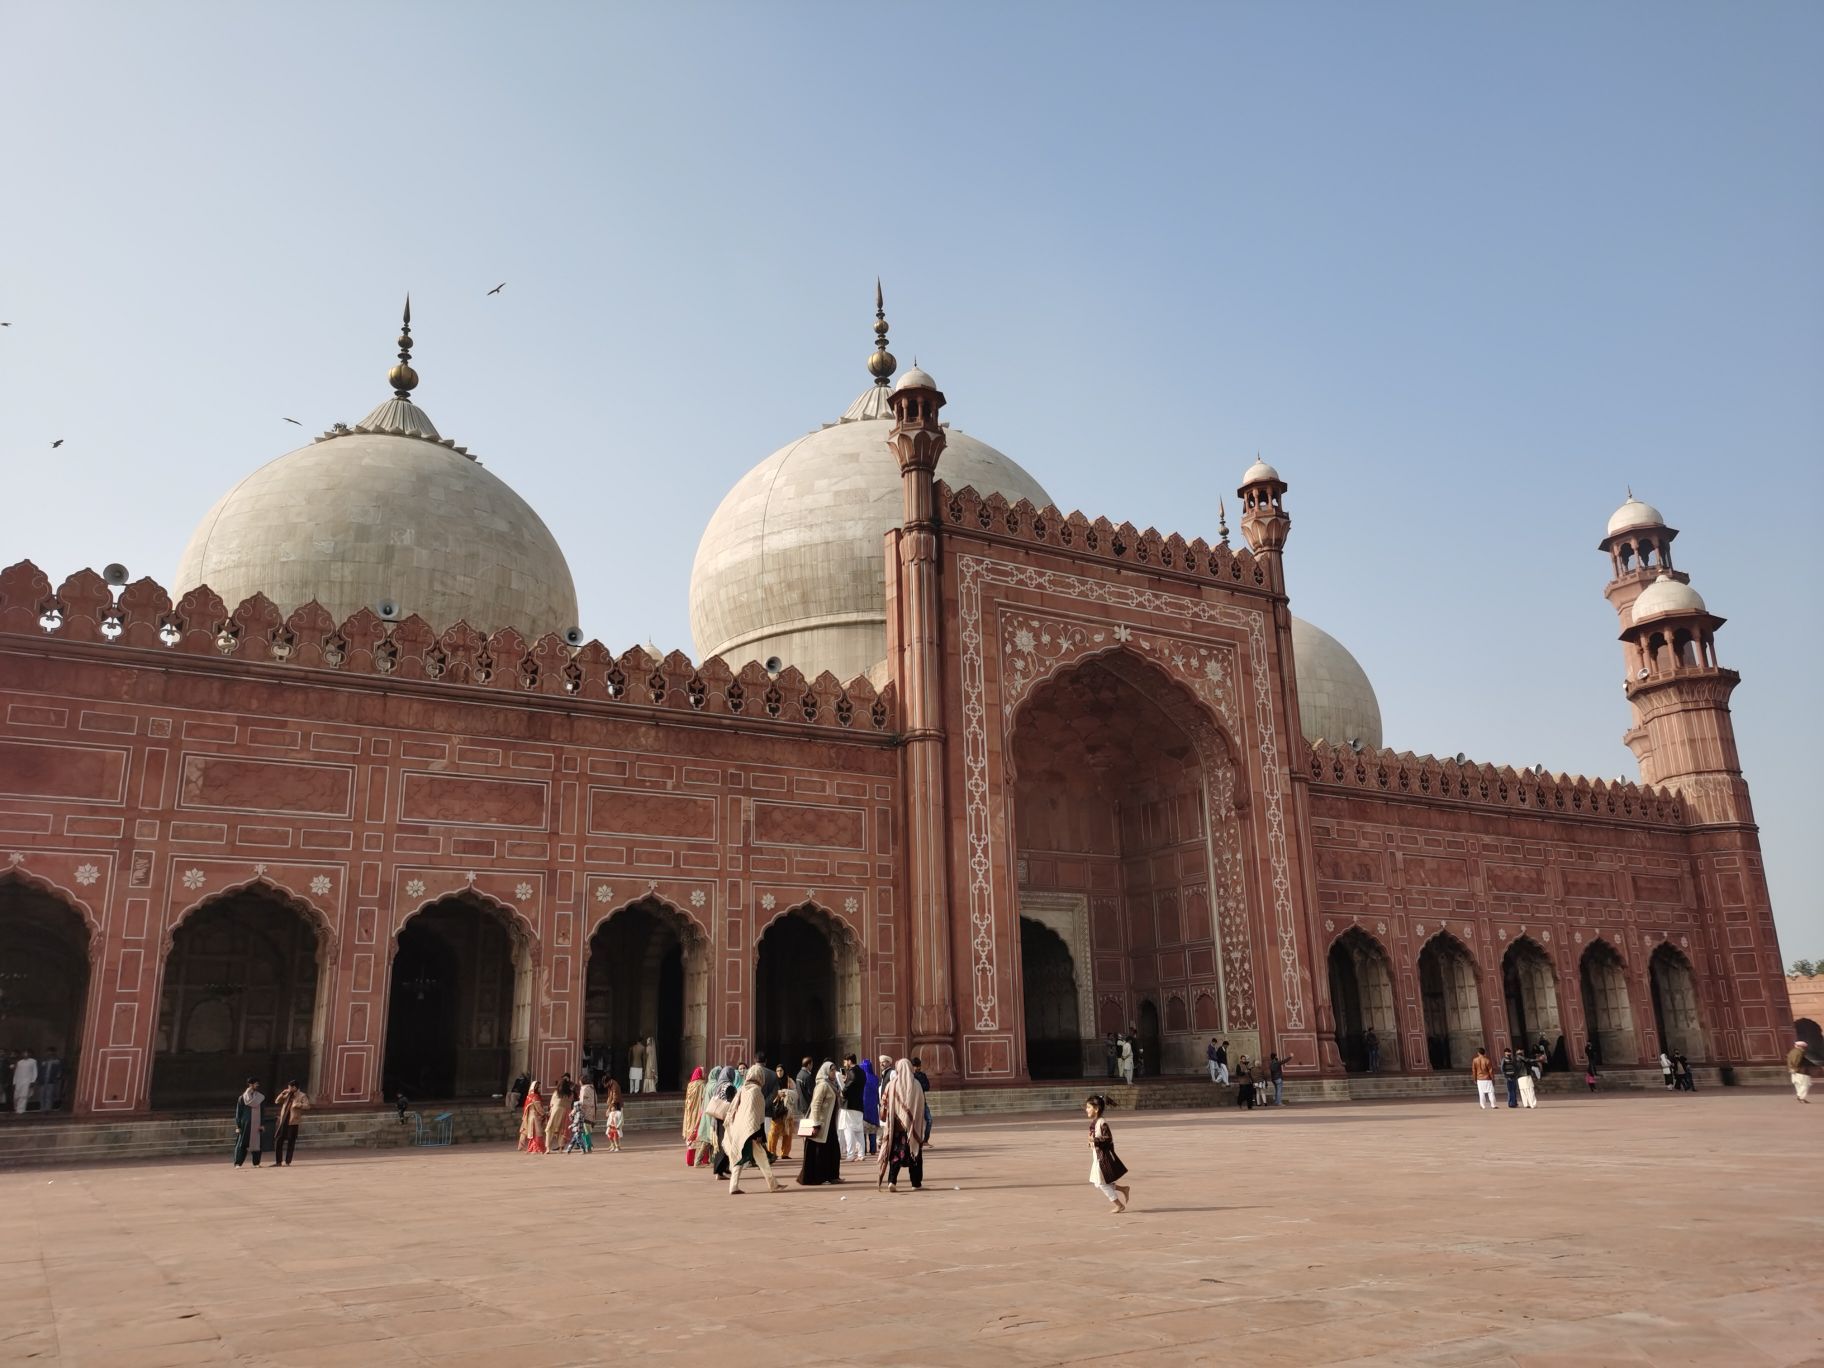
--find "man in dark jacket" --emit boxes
[756,1052,778,1108]
[1500,1048,1521,1107]
[838,1054,866,1160]
[796,1057,814,1107]
[911,1055,933,1143]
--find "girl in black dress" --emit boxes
[1084,1094,1130,1214]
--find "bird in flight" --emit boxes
[1,321,10,327]
[487,282,506,296]
[51,439,63,448]
[283,417,302,425]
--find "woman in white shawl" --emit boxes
[877,1057,926,1192]
[232,1078,265,1167]
[721,1064,780,1194]
[796,1061,842,1187]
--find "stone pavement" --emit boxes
[0,1090,1817,1367]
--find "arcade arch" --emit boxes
[1417,932,1482,1070]
[1649,943,1705,1060]
[1020,917,1081,1080]
[1007,650,1248,1081]
[1328,928,1398,1072]
[1501,936,1561,1052]
[381,893,532,1101]
[585,897,708,1091]
[754,904,859,1068]
[1579,939,1636,1066]
[152,886,328,1109]
[0,877,93,1110]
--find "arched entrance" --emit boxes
[382,894,529,1101]
[754,905,859,1068]
[1008,651,1250,1081]
[152,888,325,1109]
[585,898,708,1091]
[1501,936,1561,1053]
[1020,917,1081,1080]
[1417,932,1482,1070]
[1328,928,1398,1072]
[0,878,93,1110]
[1649,943,1705,1060]
[1798,1018,1822,1057]
[1579,939,1636,1066]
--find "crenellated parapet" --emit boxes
[934,481,1272,594]
[0,560,895,735]
[1304,738,1687,827]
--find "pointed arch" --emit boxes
[0,871,96,1111]
[165,874,336,965]
[584,893,709,1090]
[1649,942,1705,1060]
[754,900,861,1066]
[1580,938,1637,1066]
[1328,926,1399,1072]
[0,863,102,951]
[1500,935,1561,1051]
[1417,930,1483,1070]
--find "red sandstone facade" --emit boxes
[0,379,1796,1115]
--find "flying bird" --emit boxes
[1,321,10,326]
[283,417,302,425]
[51,439,63,448]
[487,282,506,295]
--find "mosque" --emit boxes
[0,295,1795,1116]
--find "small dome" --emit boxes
[1631,573,1706,624]
[1607,496,1665,536]
[1241,459,1281,486]
[1291,617,1383,750]
[892,365,938,394]
[691,383,1050,681]
[176,395,578,638]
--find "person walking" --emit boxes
[877,1056,927,1192]
[1516,1061,1539,1110]
[1584,1060,1599,1092]
[691,1067,723,1167]
[1118,1034,1135,1085]
[1364,1028,1380,1073]
[603,1099,623,1152]
[795,1056,814,1107]
[1787,1040,1812,1103]
[272,1080,309,1165]
[232,1079,265,1167]
[1084,1094,1130,1214]
[1659,1050,1676,1090]
[1500,1049,1521,1108]
[682,1066,707,1166]
[1215,1040,1230,1085]
[36,1051,62,1112]
[862,1056,884,1155]
[1472,1047,1497,1109]
[628,1038,646,1095]
[724,1064,781,1195]
[797,1061,843,1186]
[912,1056,933,1145]
[767,1064,795,1161]
[1206,1038,1221,1084]
[10,1050,36,1114]
[837,1055,866,1162]
[1268,1052,1291,1106]
[518,1083,548,1154]
[578,1073,599,1131]
[565,1095,594,1153]
[545,1078,574,1152]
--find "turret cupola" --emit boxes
[1237,457,1290,560]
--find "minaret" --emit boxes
[886,359,960,1082]
[1237,456,1290,571]
[1604,498,1748,825]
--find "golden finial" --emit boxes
[866,277,897,385]
[388,294,420,398]
[1217,497,1230,546]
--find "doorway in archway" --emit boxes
[1579,939,1635,1066]
[1328,929,1398,1072]
[1417,933,1482,1070]
[1501,936,1561,1054]
[0,879,92,1110]
[152,890,322,1109]
[755,907,859,1068]
[382,896,520,1101]
[1020,917,1081,1079]
[585,899,707,1092]
[1649,943,1705,1060]
[1137,999,1162,1077]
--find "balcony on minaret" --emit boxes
[1237,456,1290,559]
[1621,571,1730,697]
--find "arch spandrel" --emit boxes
[0,862,104,955]
[581,890,709,957]
[164,874,337,966]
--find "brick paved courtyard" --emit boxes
[1,1091,1817,1367]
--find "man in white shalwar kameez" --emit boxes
[11,1051,37,1114]
[643,1036,658,1092]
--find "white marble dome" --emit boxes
[1631,573,1706,624]
[1607,496,1665,536]
[176,394,579,638]
[1290,616,1383,749]
[690,378,1051,681]
[1241,458,1282,485]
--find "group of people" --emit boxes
[1102,1029,1144,1083]
[680,1053,932,1194]
[4,1049,64,1113]
[1202,1039,1294,1109]
[1658,1050,1699,1092]
[229,1077,309,1165]
[513,1070,625,1154]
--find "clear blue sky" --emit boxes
[4,4,1820,954]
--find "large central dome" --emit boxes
[175,309,579,639]
[690,316,1051,681]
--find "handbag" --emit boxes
[796,1118,817,1137]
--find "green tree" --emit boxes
[1791,959,1818,977]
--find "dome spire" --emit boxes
[389,294,420,399]
[867,278,897,386]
